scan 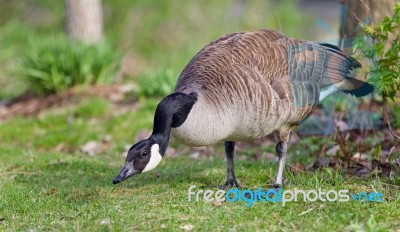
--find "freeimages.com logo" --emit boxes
[188,185,384,207]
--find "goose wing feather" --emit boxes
[175,29,358,120]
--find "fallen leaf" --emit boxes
[80,141,100,156]
[352,152,368,161]
[190,152,200,159]
[119,83,135,93]
[213,201,222,206]
[180,224,194,231]
[53,143,65,152]
[290,163,304,173]
[326,145,340,156]
[44,188,57,195]
[101,218,111,225]
[102,134,112,143]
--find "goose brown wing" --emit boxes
[176,29,360,109]
[227,29,360,107]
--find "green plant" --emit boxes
[135,69,177,99]
[353,2,400,102]
[18,35,120,96]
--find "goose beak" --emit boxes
[112,162,139,184]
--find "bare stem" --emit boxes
[382,105,400,140]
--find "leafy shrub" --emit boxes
[135,69,177,99]
[353,2,400,102]
[18,35,120,96]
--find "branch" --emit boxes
[334,125,351,169]
[382,105,400,140]
[352,0,371,26]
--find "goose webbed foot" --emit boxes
[219,178,240,190]
[272,181,284,189]
[220,141,240,190]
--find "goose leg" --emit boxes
[273,129,291,188]
[274,141,287,188]
[219,141,240,190]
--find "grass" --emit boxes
[0,97,399,231]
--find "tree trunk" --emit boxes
[65,0,103,44]
[339,0,396,55]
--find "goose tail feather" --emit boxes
[319,43,374,98]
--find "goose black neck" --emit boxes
[151,103,174,155]
[150,92,198,155]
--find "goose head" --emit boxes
[112,138,163,184]
[112,92,197,185]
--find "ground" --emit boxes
[0,97,399,231]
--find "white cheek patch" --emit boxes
[142,144,163,172]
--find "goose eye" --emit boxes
[141,150,148,157]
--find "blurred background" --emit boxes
[0,0,340,100]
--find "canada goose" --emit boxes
[112,29,373,188]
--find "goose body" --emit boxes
[113,29,373,187]
[171,29,369,146]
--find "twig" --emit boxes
[334,126,351,169]
[298,208,314,216]
[353,0,371,26]
[387,146,396,161]
[382,106,400,140]
[0,171,40,175]
[370,184,378,193]
[378,181,400,188]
